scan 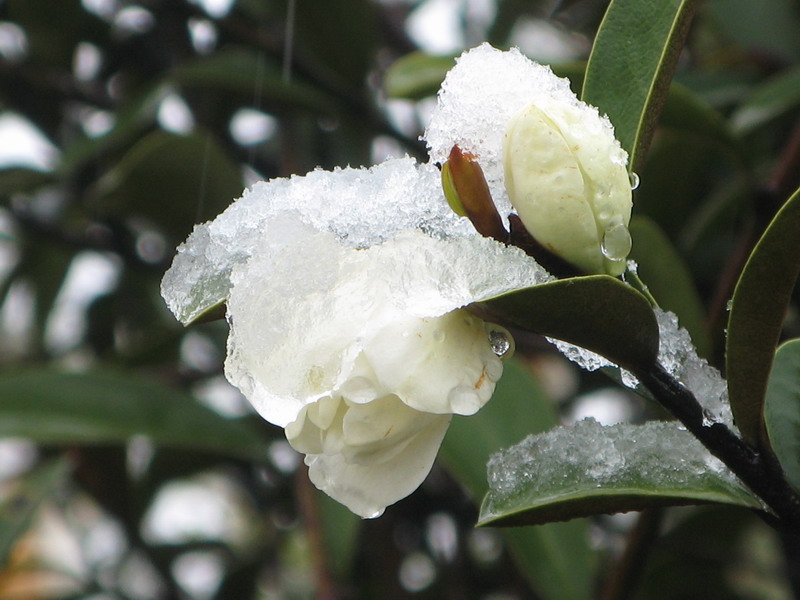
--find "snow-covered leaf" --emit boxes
[479,419,764,527]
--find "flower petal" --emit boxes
[304,407,452,518]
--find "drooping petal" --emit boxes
[303,403,452,518]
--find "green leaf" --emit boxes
[441,360,594,600]
[731,66,800,134]
[384,52,456,100]
[582,0,700,172]
[317,491,361,578]
[764,339,800,493]
[478,419,764,528]
[0,459,70,567]
[90,129,244,242]
[478,275,659,374]
[0,369,268,461]
[705,0,800,64]
[659,83,739,152]
[171,48,337,114]
[629,216,710,358]
[726,186,800,445]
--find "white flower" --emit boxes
[162,158,548,518]
[426,44,633,275]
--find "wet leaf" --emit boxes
[478,420,764,528]
[478,275,659,374]
[726,186,800,445]
[582,0,700,172]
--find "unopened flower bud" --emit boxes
[503,101,633,275]
[441,145,507,242]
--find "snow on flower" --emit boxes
[162,157,549,518]
[425,43,633,275]
[162,44,638,518]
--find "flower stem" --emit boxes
[636,362,800,533]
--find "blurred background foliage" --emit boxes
[1,0,800,598]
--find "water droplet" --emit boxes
[629,172,640,190]
[433,330,446,342]
[488,327,514,359]
[601,221,632,262]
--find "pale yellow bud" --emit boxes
[503,101,633,275]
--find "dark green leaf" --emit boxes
[726,186,800,445]
[0,459,70,567]
[0,370,268,461]
[659,83,739,152]
[731,66,800,134]
[582,0,699,172]
[0,167,55,199]
[478,420,764,528]
[318,491,361,577]
[90,129,243,241]
[171,48,337,114]
[441,360,594,600]
[705,0,800,63]
[632,507,784,600]
[478,275,659,374]
[629,216,710,358]
[384,52,456,100]
[764,339,800,493]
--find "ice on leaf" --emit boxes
[482,418,763,523]
[552,306,735,428]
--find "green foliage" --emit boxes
[629,215,710,357]
[2,0,800,597]
[582,0,700,171]
[726,187,800,445]
[478,421,764,528]
[0,370,268,460]
[482,275,659,373]
[0,460,70,567]
[764,339,800,493]
[441,360,594,600]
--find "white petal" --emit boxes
[304,411,452,518]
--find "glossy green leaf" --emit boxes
[582,0,699,172]
[0,370,268,461]
[441,360,594,600]
[478,275,659,374]
[384,52,456,100]
[731,66,800,134]
[764,339,800,493]
[478,420,764,528]
[0,459,70,566]
[726,186,800,445]
[629,216,710,358]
